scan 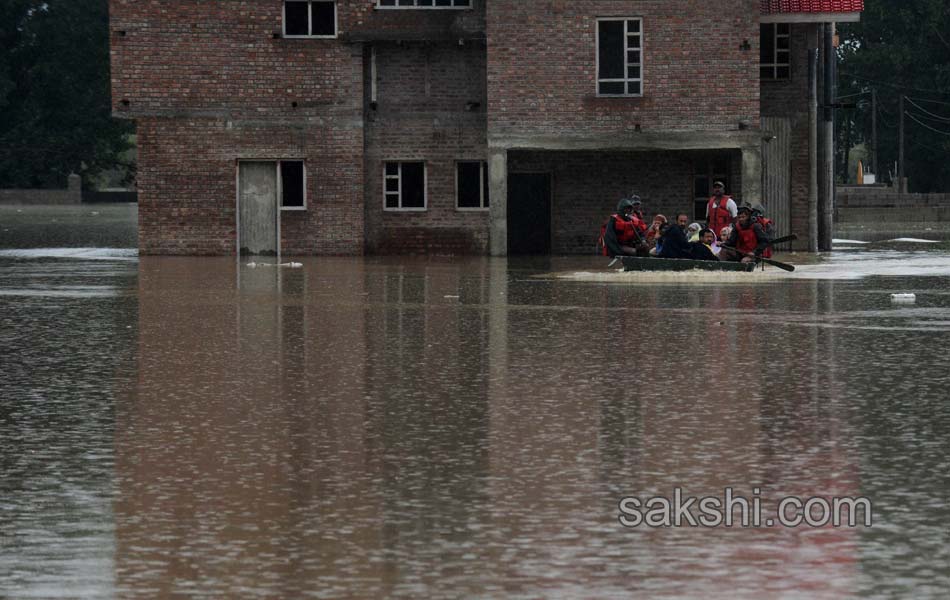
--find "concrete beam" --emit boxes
[488,130,764,153]
[488,148,507,256]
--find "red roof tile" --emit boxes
[761,0,864,14]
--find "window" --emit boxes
[376,0,471,8]
[597,18,642,96]
[280,161,306,209]
[283,1,337,38]
[384,161,426,210]
[456,161,489,210]
[760,23,790,80]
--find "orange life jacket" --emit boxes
[707,196,734,234]
[598,214,645,255]
[736,223,759,255]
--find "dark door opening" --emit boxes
[507,173,551,255]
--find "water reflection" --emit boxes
[3,251,950,598]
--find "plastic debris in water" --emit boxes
[891,293,916,303]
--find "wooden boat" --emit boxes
[620,256,756,272]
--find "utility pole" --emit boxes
[898,94,905,196]
[870,88,878,177]
[808,48,819,253]
[819,24,835,251]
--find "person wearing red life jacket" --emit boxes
[706,181,737,236]
[751,204,775,258]
[629,195,648,231]
[600,198,648,256]
[723,204,770,263]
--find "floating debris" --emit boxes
[891,293,917,303]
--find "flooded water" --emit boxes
[2,209,950,598]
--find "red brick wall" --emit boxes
[486,0,761,137]
[137,117,363,255]
[112,0,366,255]
[365,42,489,254]
[761,23,814,250]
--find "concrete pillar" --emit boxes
[67,173,82,203]
[741,145,763,207]
[488,148,508,256]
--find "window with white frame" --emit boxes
[760,23,790,80]
[456,161,489,210]
[384,161,426,210]
[376,0,471,8]
[597,18,642,96]
[283,1,337,38]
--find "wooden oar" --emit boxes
[720,246,795,272]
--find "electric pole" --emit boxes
[898,94,905,196]
[870,88,877,176]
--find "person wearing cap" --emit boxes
[723,203,770,263]
[751,204,775,258]
[706,181,737,236]
[629,193,646,223]
[599,197,648,256]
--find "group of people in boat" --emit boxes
[599,181,773,263]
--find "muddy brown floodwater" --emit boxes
[2,225,950,598]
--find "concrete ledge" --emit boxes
[837,206,950,223]
[489,130,764,152]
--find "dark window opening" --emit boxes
[401,162,425,208]
[384,161,426,210]
[457,161,489,209]
[281,161,305,208]
[760,23,790,80]
[597,18,643,96]
[284,1,336,37]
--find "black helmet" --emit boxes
[737,202,753,214]
[617,198,636,213]
[751,203,766,216]
[630,194,642,206]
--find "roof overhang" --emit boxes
[761,12,861,23]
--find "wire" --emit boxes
[906,96,950,108]
[910,139,950,154]
[905,97,950,123]
[905,112,950,136]
[839,72,950,97]
[837,90,872,100]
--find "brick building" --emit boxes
[110,0,863,255]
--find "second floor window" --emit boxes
[597,18,642,96]
[761,23,790,80]
[283,1,337,38]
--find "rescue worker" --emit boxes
[705,181,737,236]
[600,198,648,256]
[723,204,770,263]
[629,194,646,224]
[751,204,775,258]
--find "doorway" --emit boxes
[507,173,551,255]
[238,161,278,256]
